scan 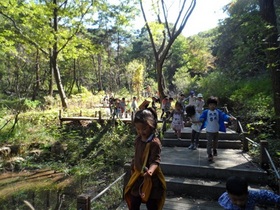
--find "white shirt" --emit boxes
[196,99,205,114]
[206,110,219,132]
[191,113,202,132]
[188,96,196,106]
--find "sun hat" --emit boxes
[197,93,203,98]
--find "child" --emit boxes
[219,176,280,209]
[124,108,166,210]
[187,90,196,106]
[186,105,201,150]
[178,93,187,111]
[151,96,159,111]
[131,96,138,116]
[164,97,173,119]
[120,97,126,118]
[195,93,205,114]
[160,96,168,119]
[199,96,235,161]
[167,101,185,140]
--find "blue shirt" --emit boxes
[218,190,280,210]
[200,109,230,132]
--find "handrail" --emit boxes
[90,172,126,203]
[77,172,126,210]
[223,104,280,191]
[245,137,260,147]
[264,148,280,179]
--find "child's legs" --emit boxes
[194,131,200,145]
[191,129,196,143]
[129,195,141,210]
[160,109,164,118]
[212,132,219,150]
[165,111,170,119]
[177,128,181,138]
[146,198,159,210]
[206,132,215,155]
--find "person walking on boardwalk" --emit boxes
[163,97,173,119]
[186,105,202,150]
[120,97,126,118]
[187,90,196,106]
[195,93,205,114]
[167,101,185,140]
[124,107,166,210]
[219,176,280,210]
[160,96,168,119]
[131,96,138,117]
[199,96,235,161]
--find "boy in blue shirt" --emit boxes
[219,176,280,210]
[199,96,235,161]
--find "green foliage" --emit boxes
[214,0,269,80]
[230,75,273,117]
[198,71,234,99]
[173,67,199,94]
[22,99,41,110]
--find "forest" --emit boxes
[0,0,280,209]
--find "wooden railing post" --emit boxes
[131,112,134,122]
[162,117,167,133]
[59,110,62,127]
[98,110,101,121]
[77,194,91,210]
[242,132,249,152]
[260,140,269,170]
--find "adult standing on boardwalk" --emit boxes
[124,108,166,210]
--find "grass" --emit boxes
[0,92,137,209]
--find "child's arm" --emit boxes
[144,163,158,176]
[199,111,206,122]
[166,111,173,121]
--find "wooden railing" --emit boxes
[230,108,280,193]
[77,172,126,210]
[75,105,280,209]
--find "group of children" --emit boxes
[108,92,234,162]
[124,97,280,210]
[107,96,139,119]
[167,93,235,161]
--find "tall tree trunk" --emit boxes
[68,59,76,96]
[48,51,54,96]
[32,48,40,101]
[52,0,68,108]
[51,54,68,108]
[139,0,196,101]
[259,0,280,134]
[98,54,103,91]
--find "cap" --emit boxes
[197,93,203,98]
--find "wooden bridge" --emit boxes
[115,126,278,210]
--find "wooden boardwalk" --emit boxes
[116,126,278,210]
[117,196,221,210]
